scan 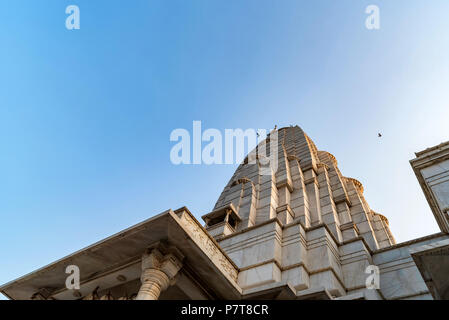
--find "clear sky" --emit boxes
[1,0,449,291]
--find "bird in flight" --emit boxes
[378,133,382,138]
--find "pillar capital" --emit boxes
[136,245,184,300]
[160,253,183,279]
[141,248,164,270]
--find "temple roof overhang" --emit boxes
[0,207,241,300]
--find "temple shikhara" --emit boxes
[1,126,448,300]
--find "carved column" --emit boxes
[136,247,183,300]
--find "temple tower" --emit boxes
[203,126,396,297]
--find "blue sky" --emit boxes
[1,0,449,290]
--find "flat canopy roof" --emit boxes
[0,208,241,300]
[202,203,241,225]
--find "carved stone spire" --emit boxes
[210,126,396,250]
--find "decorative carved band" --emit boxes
[177,210,239,282]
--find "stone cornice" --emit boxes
[318,150,338,166]
[413,140,449,158]
[371,211,389,225]
[373,232,447,254]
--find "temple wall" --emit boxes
[373,233,449,300]
[205,127,448,300]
